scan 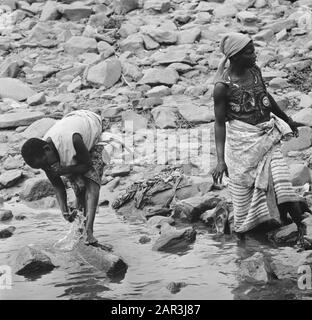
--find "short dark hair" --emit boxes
[21,138,47,168]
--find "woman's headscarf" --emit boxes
[214,32,252,83]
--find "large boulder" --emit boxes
[0,78,36,101]
[21,118,57,139]
[64,36,98,56]
[20,178,55,201]
[15,246,55,276]
[86,58,121,88]
[152,225,196,251]
[114,0,139,14]
[0,111,45,129]
[138,68,179,86]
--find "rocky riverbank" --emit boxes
[1,0,312,292]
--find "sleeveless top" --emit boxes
[43,110,102,167]
[216,65,271,125]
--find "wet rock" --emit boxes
[20,178,55,201]
[173,195,221,222]
[0,170,23,189]
[268,223,298,245]
[145,206,171,218]
[281,127,312,154]
[142,26,177,44]
[0,111,45,129]
[177,28,201,44]
[144,0,171,13]
[293,108,312,127]
[58,3,93,21]
[0,78,36,101]
[74,241,127,278]
[147,215,174,228]
[139,68,179,86]
[238,252,273,283]
[167,281,187,294]
[178,104,214,124]
[114,0,139,14]
[151,106,177,129]
[139,235,151,244]
[87,59,121,88]
[27,92,46,106]
[0,226,16,239]
[111,164,131,177]
[40,1,59,22]
[0,209,13,221]
[15,245,55,276]
[22,118,57,139]
[152,226,196,251]
[289,164,311,186]
[64,36,98,56]
[15,214,26,221]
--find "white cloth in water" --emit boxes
[43,110,102,167]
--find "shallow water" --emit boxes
[0,202,311,300]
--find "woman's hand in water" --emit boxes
[212,161,229,184]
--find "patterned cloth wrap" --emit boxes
[66,144,105,197]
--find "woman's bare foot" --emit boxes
[84,231,98,245]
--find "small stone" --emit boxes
[27,92,46,106]
[0,209,13,221]
[0,226,16,239]
[269,77,289,89]
[281,127,312,154]
[268,223,298,245]
[146,85,171,98]
[166,281,187,294]
[139,235,151,244]
[64,36,98,56]
[0,170,23,189]
[15,214,26,221]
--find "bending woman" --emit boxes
[212,32,306,242]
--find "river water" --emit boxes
[0,202,311,300]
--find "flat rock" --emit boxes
[87,59,121,88]
[0,209,13,221]
[151,106,177,129]
[111,164,131,177]
[40,0,59,21]
[281,127,312,154]
[214,4,238,19]
[147,215,174,228]
[253,29,274,42]
[139,68,179,86]
[119,34,143,52]
[293,108,312,127]
[64,36,98,56]
[0,226,16,239]
[0,78,36,101]
[142,26,177,44]
[15,245,55,276]
[0,170,23,189]
[0,111,45,129]
[144,0,171,13]
[20,178,55,201]
[177,28,201,44]
[22,118,57,139]
[152,226,196,251]
[236,10,258,25]
[146,85,171,97]
[152,48,192,65]
[58,3,93,21]
[178,104,215,124]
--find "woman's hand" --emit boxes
[288,117,305,138]
[49,162,66,176]
[212,161,229,184]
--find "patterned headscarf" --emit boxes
[214,32,252,83]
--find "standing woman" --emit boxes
[212,32,306,242]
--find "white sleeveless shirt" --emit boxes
[43,110,102,166]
